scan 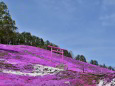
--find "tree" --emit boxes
[0,1,17,44]
[69,51,74,58]
[90,60,98,66]
[35,37,40,46]
[63,50,72,58]
[111,67,115,71]
[108,66,115,71]
[108,66,112,70]
[40,38,44,47]
[75,55,87,62]
[10,32,20,45]
[102,64,107,68]
[75,55,80,60]
[31,36,38,46]
[67,52,72,58]
[80,55,87,62]
[45,40,50,45]
[93,60,98,66]
[99,64,103,67]
[21,32,32,45]
[45,40,51,50]
[90,60,93,64]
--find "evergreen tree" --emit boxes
[93,60,98,65]
[108,66,112,70]
[90,60,94,64]
[36,37,40,46]
[99,64,103,67]
[63,50,72,58]
[0,1,17,44]
[12,32,21,45]
[102,64,107,68]
[45,40,50,45]
[75,55,87,62]
[80,55,87,62]
[67,52,72,58]
[75,55,80,60]
[90,60,98,65]
[69,51,74,58]
[40,38,44,47]
[31,36,38,46]
[111,67,115,71]
[21,32,32,45]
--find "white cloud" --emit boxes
[101,0,115,11]
[77,0,83,4]
[99,0,115,26]
[100,14,115,20]
[103,0,115,5]
[99,14,115,26]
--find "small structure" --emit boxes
[48,45,66,63]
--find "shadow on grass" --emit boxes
[0,62,20,71]
[0,48,19,53]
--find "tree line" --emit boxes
[75,55,115,71]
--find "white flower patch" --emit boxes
[33,64,64,74]
[97,78,115,86]
[6,60,17,64]
[2,64,64,76]
[0,59,5,62]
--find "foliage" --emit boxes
[90,60,98,66]
[75,55,87,62]
[0,1,17,44]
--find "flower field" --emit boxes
[0,44,115,86]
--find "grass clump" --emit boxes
[23,64,34,71]
[0,51,9,57]
[0,61,20,71]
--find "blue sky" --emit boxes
[3,0,115,67]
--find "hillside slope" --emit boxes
[0,44,115,86]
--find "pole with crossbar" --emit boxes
[51,47,52,62]
[48,45,66,64]
[62,50,63,63]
